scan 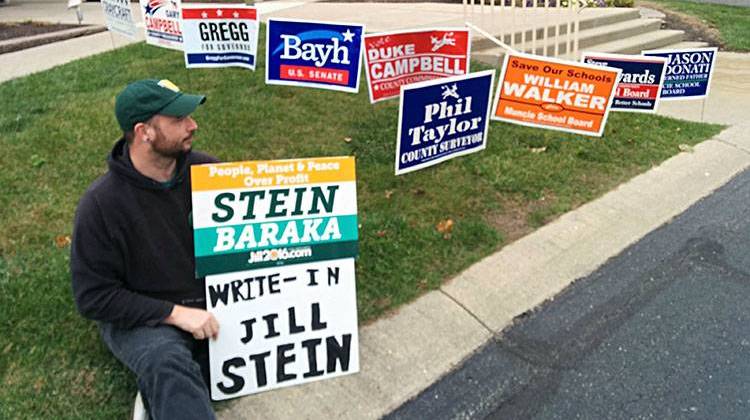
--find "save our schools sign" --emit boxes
[181,4,259,70]
[139,0,183,50]
[492,53,621,137]
[363,28,471,103]
[642,47,718,100]
[396,70,495,175]
[191,157,360,400]
[266,19,365,93]
[100,0,137,39]
[581,52,668,113]
[190,157,359,277]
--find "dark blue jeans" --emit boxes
[99,322,216,420]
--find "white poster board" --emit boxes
[101,0,137,39]
[206,258,359,400]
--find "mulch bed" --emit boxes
[0,21,84,42]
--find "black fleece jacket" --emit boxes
[71,139,218,328]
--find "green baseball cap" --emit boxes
[114,79,206,131]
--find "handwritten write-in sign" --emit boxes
[492,53,621,137]
[206,258,359,400]
[363,28,470,103]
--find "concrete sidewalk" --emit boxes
[1,1,749,418]
[0,1,305,83]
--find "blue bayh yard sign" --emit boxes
[266,18,365,93]
[396,70,495,175]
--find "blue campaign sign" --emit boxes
[582,52,668,113]
[265,19,365,93]
[396,70,495,175]
[642,47,717,100]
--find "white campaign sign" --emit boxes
[139,0,183,50]
[101,0,137,39]
[206,258,359,400]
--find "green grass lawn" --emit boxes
[642,0,750,51]
[0,33,723,418]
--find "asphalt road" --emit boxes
[387,167,750,420]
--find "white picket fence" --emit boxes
[462,0,588,60]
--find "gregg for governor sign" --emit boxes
[181,4,259,70]
[492,53,621,137]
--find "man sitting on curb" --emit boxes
[71,79,219,419]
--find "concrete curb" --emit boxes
[219,124,750,418]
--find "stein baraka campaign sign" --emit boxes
[396,70,494,175]
[139,0,183,50]
[492,53,621,137]
[581,52,668,113]
[191,157,360,400]
[363,28,470,103]
[181,4,259,70]
[642,47,717,100]
[266,19,365,93]
[101,0,137,39]
[191,157,359,277]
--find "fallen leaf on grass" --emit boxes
[436,219,454,239]
[54,235,71,248]
[436,219,454,233]
[530,146,547,154]
[376,230,387,238]
[384,190,394,199]
[678,144,694,153]
[343,137,352,143]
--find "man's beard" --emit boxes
[151,128,191,159]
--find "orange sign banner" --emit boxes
[491,53,621,137]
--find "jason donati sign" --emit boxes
[492,53,621,137]
[363,28,470,103]
[139,0,183,50]
[396,70,494,175]
[181,4,259,70]
[642,47,717,100]
[266,18,365,93]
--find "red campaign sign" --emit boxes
[181,8,257,20]
[280,64,350,86]
[364,28,470,103]
[615,84,658,100]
